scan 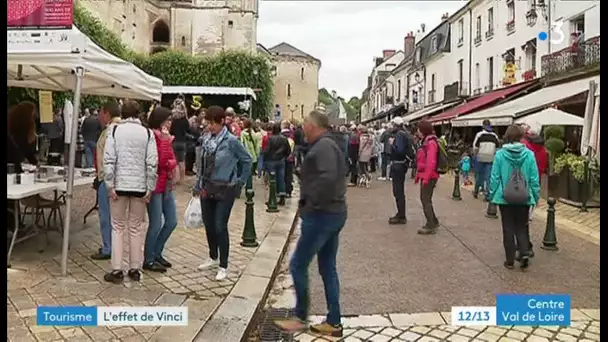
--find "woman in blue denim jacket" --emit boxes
[194,106,252,281]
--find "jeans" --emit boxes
[498,205,531,263]
[420,179,439,227]
[265,160,286,196]
[257,149,264,176]
[474,162,492,198]
[84,140,96,168]
[290,211,347,325]
[381,152,390,178]
[285,161,294,195]
[97,181,112,256]
[390,163,407,218]
[144,191,178,264]
[201,195,237,268]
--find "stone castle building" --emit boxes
[259,42,321,122]
[79,0,258,55]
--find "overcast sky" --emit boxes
[258,1,465,99]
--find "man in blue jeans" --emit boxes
[275,110,347,338]
[90,102,121,260]
[472,119,499,200]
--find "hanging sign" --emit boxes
[7,0,74,53]
[38,91,54,123]
[502,63,517,86]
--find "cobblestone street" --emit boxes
[252,176,600,342]
[8,179,298,342]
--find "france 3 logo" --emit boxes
[538,20,566,45]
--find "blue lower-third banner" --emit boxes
[496,294,571,326]
[37,306,188,326]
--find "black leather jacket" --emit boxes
[264,134,291,162]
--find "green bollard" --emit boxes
[266,172,279,213]
[541,197,559,251]
[452,167,462,201]
[240,175,259,247]
[485,202,498,219]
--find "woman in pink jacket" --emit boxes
[143,107,179,273]
[415,120,440,234]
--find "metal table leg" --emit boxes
[84,195,98,224]
[7,201,20,268]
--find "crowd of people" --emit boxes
[8,97,548,339]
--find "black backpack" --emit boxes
[396,130,416,163]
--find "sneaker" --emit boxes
[310,322,344,338]
[504,261,515,269]
[274,317,308,333]
[103,270,124,284]
[215,267,227,281]
[417,227,437,235]
[198,258,219,270]
[378,177,386,181]
[143,261,167,273]
[128,269,141,281]
[519,256,530,270]
[388,216,407,225]
[156,256,172,268]
[90,248,111,261]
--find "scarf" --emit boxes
[202,126,228,153]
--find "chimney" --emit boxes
[441,12,449,21]
[404,31,415,56]
[382,49,396,60]
[421,23,426,33]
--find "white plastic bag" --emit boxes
[183,197,203,229]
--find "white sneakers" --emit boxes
[197,258,227,281]
[197,258,219,270]
[215,267,227,281]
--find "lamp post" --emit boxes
[287,104,298,121]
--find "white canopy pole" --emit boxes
[61,67,84,276]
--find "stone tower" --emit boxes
[265,42,321,122]
[79,0,258,55]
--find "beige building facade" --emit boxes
[79,0,258,55]
[263,43,321,122]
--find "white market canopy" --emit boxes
[161,86,257,100]
[452,76,600,127]
[515,108,584,126]
[8,27,163,100]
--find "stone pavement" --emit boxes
[8,178,299,342]
[249,175,600,341]
[455,175,601,244]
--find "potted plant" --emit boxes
[554,153,586,202]
[543,125,566,197]
[523,69,536,81]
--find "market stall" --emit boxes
[8,26,164,275]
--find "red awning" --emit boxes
[428,81,536,124]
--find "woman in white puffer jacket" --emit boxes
[103,100,158,284]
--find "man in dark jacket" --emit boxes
[388,117,416,225]
[275,110,347,338]
[379,123,394,180]
[81,110,103,168]
[264,123,292,205]
[280,121,295,197]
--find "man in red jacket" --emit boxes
[519,122,548,259]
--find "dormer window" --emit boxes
[430,36,438,53]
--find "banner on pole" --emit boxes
[7,0,74,53]
[39,91,54,123]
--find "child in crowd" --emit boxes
[460,151,472,185]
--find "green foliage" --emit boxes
[318,88,360,121]
[318,88,334,106]
[554,153,585,182]
[545,138,565,157]
[136,50,273,119]
[8,4,273,119]
[543,125,565,140]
